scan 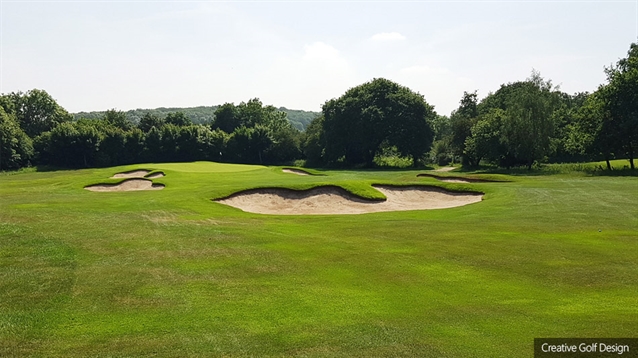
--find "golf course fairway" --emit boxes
[1,161,636,357]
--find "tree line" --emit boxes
[1,43,636,171]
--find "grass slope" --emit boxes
[0,162,636,357]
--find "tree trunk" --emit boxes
[604,153,612,171]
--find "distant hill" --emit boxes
[73,105,320,131]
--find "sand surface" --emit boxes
[436,178,473,183]
[434,167,456,172]
[282,168,310,176]
[215,185,482,215]
[146,172,165,179]
[85,179,164,192]
[417,173,497,183]
[111,170,150,178]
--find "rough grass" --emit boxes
[0,161,636,357]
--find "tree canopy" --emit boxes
[321,78,436,167]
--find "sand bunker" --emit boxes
[85,179,164,192]
[111,170,151,178]
[146,172,165,179]
[417,173,499,183]
[215,185,482,215]
[282,168,311,176]
[435,166,456,172]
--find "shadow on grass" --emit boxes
[452,164,638,177]
[303,165,436,173]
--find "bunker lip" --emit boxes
[282,168,313,176]
[84,178,165,192]
[417,173,506,183]
[214,184,483,215]
[111,169,151,178]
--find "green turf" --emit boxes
[1,161,636,357]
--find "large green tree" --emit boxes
[1,89,71,138]
[450,91,479,165]
[598,43,638,169]
[321,78,436,167]
[0,107,33,170]
[470,71,559,169]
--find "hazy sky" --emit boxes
[2,1,637,116]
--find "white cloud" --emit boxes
[370,32,406,42]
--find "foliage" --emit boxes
[0,107,33,170]
[104,109,133,131]
[138,113,164,132]
[212,99,301,164]
[301,116,326,166]
[322,78,436,167]
[75,105,319,131]
[449,91,479,163]
[0,89,72,138]
[598,43,638,169]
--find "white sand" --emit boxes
[85,179,164,192]
[282,168,311,176]
[146,172,165,179]
[434,167,456,172]
[215,185,482,215]
[111,170,150,179]
[436,178,473,183]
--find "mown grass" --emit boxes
[0,161,636,357]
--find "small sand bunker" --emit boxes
[111,170,151,179]
[85,179,164,192]
[417,173,499,183]
[435,166,456,172]
[215,185,482,215]
[282,168,311,176]
[145,172,165,179]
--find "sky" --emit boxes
[1,1,637,116]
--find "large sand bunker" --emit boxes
[282,168,311,176]
[215,185,482,215]
[85,179,164,192]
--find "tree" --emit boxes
[464,108,505,166]
[104,109,133,131]
[472,71,559,169]
[138,113,164,132]
[321,78,436,167]
[227,126,273,164]
[450,91,479,165]
[212,103,240,133]
[46,122,100,167]
[0,107,33,170]
[2,89,71,138]
[501,73,558,169]
[301,116,326,165]
[165,112,192,127]
[123,128,145,164]
[568,92,617,170]
[599,43,638,169]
